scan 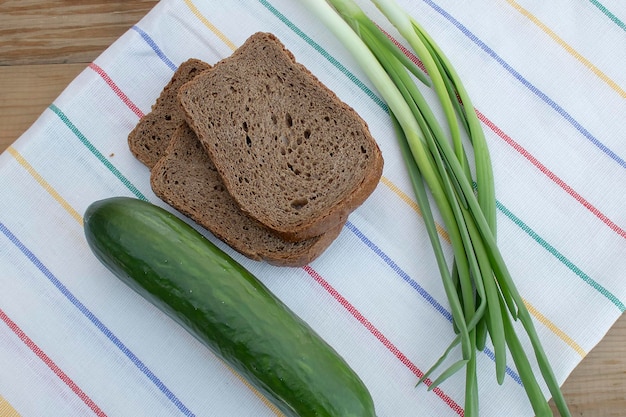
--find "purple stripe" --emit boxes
[344,220,522,384]
[421,0,626,169]
[344,221,452,321]
[0,221,196,417]
[131,25,178,71]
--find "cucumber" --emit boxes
[83,197,376,417]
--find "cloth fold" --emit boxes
[1,1,624,416]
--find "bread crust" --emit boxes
[179,32,383,241]
[150,123,343,267]
[128,33,382,265]
[128,58,212,168]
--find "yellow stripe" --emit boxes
[222,364,285,416]
[380,176,451,243]
[380,177,586,356]
[177,0,591,361]
[506,0,626,99]
[0,395,22,417]
[523,300,587,357]
[8,147,83,225]
[13,3,584,399]
[183,0,238,51]
[9,146,285,416]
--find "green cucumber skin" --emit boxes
[83,197,376,417]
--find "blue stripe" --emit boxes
[132,25,178,71]
[344,221,452,322]
[258,1,624,309]
[344,220,522,385]
[260,0,622,303]
[483,346,522,384]
[130,18,618,387]
[421,0,626,169]
[0,221,196,417]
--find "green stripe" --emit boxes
[259,0,625,311]
[589,0,626,32]
[257,0,389,113]
[48,104,148,202]
[497,201,625,312]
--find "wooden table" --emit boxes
[1,1,624,416]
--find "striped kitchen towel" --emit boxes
[1,0,625,416]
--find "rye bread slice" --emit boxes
[128,58,212,168]
[150,123,343,267]
[178,32,383,242]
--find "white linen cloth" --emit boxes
[1,0,624,416]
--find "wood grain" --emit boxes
[0,0,159,147]
[0,0,159,66]
[0,2,624,416]
[549,315,626,416]
[0,64,85,147]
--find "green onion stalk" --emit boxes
[298,0,571,416]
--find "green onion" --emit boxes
[299,0,571,416]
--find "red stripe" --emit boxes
[386,34,625,240]
[88,63,145,119]
[475,108,626,239]
[303,265,465,416]
[0,308,108,417]
[87,57,461,414]
[381,26,429,74]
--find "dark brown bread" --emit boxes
[178,32,383,242]
[128,58,212,168]
[150,123,343,267]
